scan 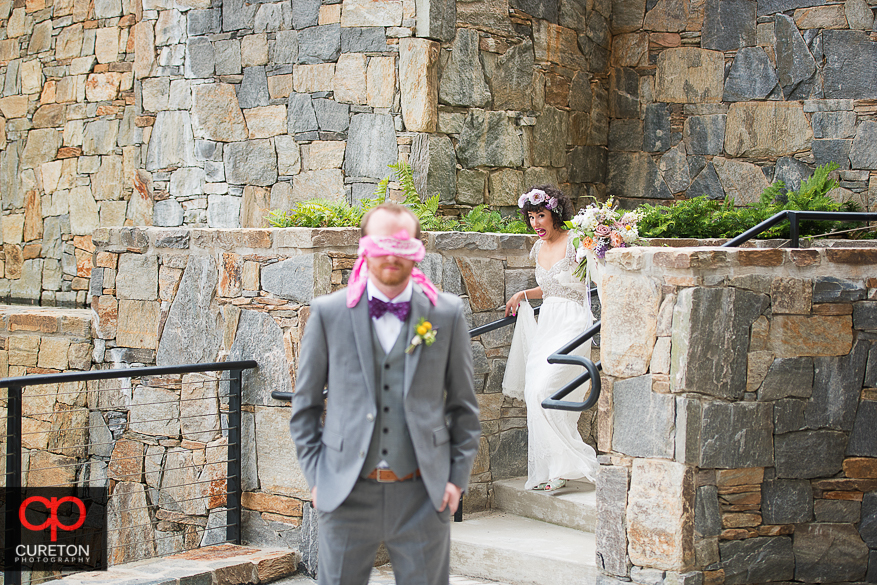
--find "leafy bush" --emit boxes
[638,163,867,240]
[268,161,529,234]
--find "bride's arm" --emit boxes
[505,286,543,317]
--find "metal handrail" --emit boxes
[1,359,257,585]
[723,210,877,248]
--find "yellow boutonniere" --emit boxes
[406,318,438,354]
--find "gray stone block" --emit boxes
[117,254,158,301]
[775,430,847,479]
[607,151,670,198]
[224,139,278,186]
[288,93,318,134]
[313,98,349,133]
[686,162,725,200]
[671,287,768,401]
[866,342,877,387]
[696,401,773,468]
[237,66,269,109]
[774,13,816,97]
[862,492,877,548]
[695,485,721,537]
[794,523,869,582]
[261,254,331,303]
[412,134,456,204]
[272,30,298,64]
[457,109,524,169]
[812,111,857,139]
[229,309,293,406]
[720,537,794,585]
[758,357,813,401]
[439,28,491,108]
[595,465,629,576]
[488,428,528,479]
[812,139,852,171]
[805,340,869,431]
[530,107,569,167]
[812,276,866,303]
[343,114,397,180]
[683,115,725,156]
[154,230,190,249]
[612,374,675,459]
[849,400,877,457]
[214,39,242,75]
[569,146,608,184]
[824,30,877,100]
[723,47,779,102]
[773,155,811,193]
[297,24,340,65]
[852,121,877,169]
[156,256,222,367]
[608,119,643,152]
[774,398,806,434]
[643,103,671,152]
[341,27,386,52]
[814,499,861,523]
[206,194,241,228]
[292,0,320,29]
[868,550,877,583]
[188,9,221,36]
[702,0,756,51]
[186,37,215,79]
[415,0,456,42]
[510,0,558,21]
[609,67,639,119]
[222,0,255,31]
[154,200,185,227]
[761,479,812,524]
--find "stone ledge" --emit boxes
[49,545,300,585]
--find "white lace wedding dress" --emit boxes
[503,236,599,489]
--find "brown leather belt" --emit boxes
[367,468,421,483]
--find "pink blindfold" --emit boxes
[346,231,439,308]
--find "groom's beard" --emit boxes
[367,256,414,288]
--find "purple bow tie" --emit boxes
[369,298,411,321]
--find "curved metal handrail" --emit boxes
[542,321,602,411]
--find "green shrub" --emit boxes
[268,161,529,234]
[638,163,866,240]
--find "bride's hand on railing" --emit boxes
[505,291,527,317]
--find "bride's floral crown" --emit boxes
[518,189,559,211]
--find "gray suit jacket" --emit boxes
[289,285,481,513]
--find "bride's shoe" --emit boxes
[544,478,566,492]
[532,481,549,490]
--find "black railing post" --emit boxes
[788,211,800,248]
[5,384,22,585]
[227,369,243,545]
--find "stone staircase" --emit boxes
[450,477,598,585]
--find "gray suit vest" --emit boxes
[360,324,419,478]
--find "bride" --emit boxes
[502,185,599,492]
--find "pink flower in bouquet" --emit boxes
[594,224,611,237]
[610,230,624,248]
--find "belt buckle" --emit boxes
[375,469,395,483]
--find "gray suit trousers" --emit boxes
[317,477,451,585]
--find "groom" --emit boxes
[289,203,481,585]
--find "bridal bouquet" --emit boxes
[566,199,642,281]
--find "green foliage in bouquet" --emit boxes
[268,161,529,234]
[638,163,868,240]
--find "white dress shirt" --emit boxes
[367,279,413,354]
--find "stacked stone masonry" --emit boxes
[594,245,877,585]
[0,226,599,566]
[0,0,614,304]
[607,0,877,211]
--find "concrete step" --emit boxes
[450,512,597,585]
[492,476,597,532]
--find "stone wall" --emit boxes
[593,245,877,584]
[605,0,877,210]
[0,0,610,305]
